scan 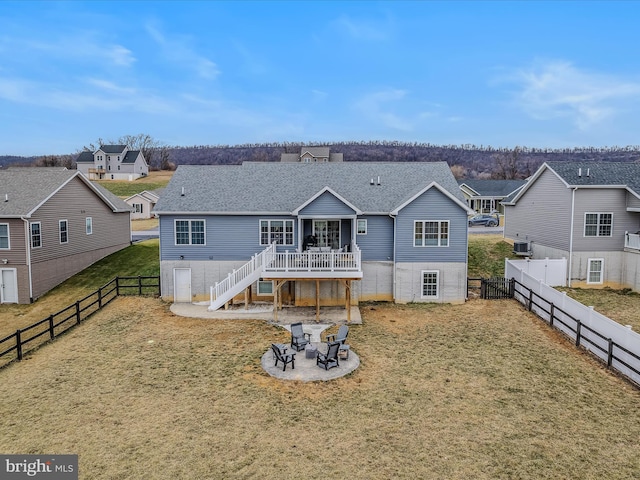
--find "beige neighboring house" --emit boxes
[125,190,161,219]
[0,168,131,304]
[281,147,344,163]
[76,144,149,181]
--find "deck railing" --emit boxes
[625,231,640,251]
[264,244,361,273]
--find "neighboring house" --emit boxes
[125,190,161,220]
[153,161,474,308]
[76,144,149,181]
[458,179,526,215]
[503,161,640,290]
[0,168,131,304]
[281,147,344,163]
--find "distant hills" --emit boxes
[3,141,640,179]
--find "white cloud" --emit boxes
[145,23,219,80]
[331,14,390,41]
[354,88,414,131]
[507,61,640,130]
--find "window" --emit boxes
[175,220,205,245]
[134,203,144,213]
[587,258,604,284]
[59,220,68,244]
[357,219,367,235]
[584,213,612,237]
[86,217,93,235]
[0,224,9,249]
[257,280,273,295]
[421,270,439,298]
[414,221,449,247]
[260,220,294,245]
[30,222,41,248]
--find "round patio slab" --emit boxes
[261,342,360,381]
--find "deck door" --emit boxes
[0,269,18,303]
[313,220,340,249]
[173,268,192,303]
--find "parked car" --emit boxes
[468,214,499,227]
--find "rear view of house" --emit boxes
[0,168,132,303]
[153,161,473,308]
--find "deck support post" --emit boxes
[316,280,320,321]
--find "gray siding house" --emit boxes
[153,162,473,309]
[458,179,526,215]
[76,144,149,181]
[0,168,131,303]
[503,162,640,290]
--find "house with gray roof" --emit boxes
[125,190,161,219]
[458,179,526,215]
[0,168,131,303]
[281,146,343,163]
[153,161,474,312]
[503,161,640,290]
[76,144,149,180]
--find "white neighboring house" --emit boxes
[125,190,161,219]
[76,144,149,181]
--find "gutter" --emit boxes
[568,187,577,287]
[21,217,33,302]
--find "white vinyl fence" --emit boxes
[506,258,567,287]
[507,266,640,387]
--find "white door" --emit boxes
[174,268,192,303]
[1,269,18,303]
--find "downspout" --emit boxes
[568,187,578,287]
[390,213,397,301]
[22,217,33,302]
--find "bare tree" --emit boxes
[492,146,521,179]
[450,164,467,179]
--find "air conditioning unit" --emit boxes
[513,241,531,256]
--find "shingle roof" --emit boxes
[302,147,330,158]
[122,150,141,164]
[546,161,640,193]
[75,151,94,163]
[0,168,130,217]
[154,162,467,214]
[458,179,526,197]
[99,145,127,154]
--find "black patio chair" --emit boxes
[290,322,311,351]
[317,341,340,370]
[271,343,295,371]
[326,325,349,345]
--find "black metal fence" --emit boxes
[0,276,160,368]
[467,277,515,300]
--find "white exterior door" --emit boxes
[0,269,18,303]
[174,268,192,303]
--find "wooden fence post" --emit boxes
[16,330,22,361]
[76,301,81,324]
[528,289,534,311]
[49,315,55,340]
[549,303,555,326]
[138,276,142,295]
[116,277,120,296]
[575,320,582,347]
[607,338,614,368]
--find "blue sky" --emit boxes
[2,1,640,156]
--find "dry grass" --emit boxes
[1,297,639,479]
[558,287,640,331]
[131,217,159,230]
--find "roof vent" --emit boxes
[578,168,582,177]
[181,187,185,197]
[377,176,381,185]
[586,168,590,177]
[4,194,7,202]
[370,178,375,185]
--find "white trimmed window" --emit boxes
[421,270,439,298]
[30,222,42,248]
[175,220,205,245]
[357,219,367,235]
[86,217,93,235]
[59,220,68,244]
[258,280,273,295]
[0,224,9,249]
[260,220,294,246]
[587,258,604,284]
[414,220,449,247]
[134,203,143,213]
[584,213,612,237]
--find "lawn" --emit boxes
[0,239,159,339]
[1,297,639,479]
[95,170,173,197]
[467,234,517,278]
[558,286,640,332]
